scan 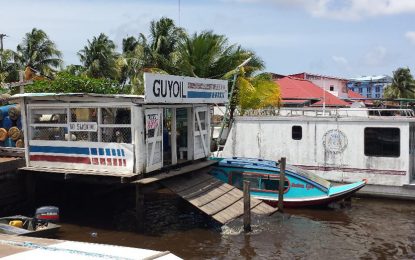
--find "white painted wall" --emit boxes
[222,116,413,186]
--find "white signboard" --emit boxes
[144,73,228,104]
[69,122,98,132]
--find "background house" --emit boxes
[347,75,392,98]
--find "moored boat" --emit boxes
[0,206,60,237]
[209,157,366,207]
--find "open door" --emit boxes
[145,108,163,172]
[193,106,209,160]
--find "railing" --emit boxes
[241,108,415,118]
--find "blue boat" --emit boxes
[209,157,366,207]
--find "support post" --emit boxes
[243,180,251,232]
[278,157,286,212]
[135,184,145,231]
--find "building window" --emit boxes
[367,94,371,98]
[376,86,380,92]
[292,126,302,140]
[359,88,362,93]
[376,94,380,98]
[364,128,400,157]
[329,85,334,91]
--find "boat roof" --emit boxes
[218,157,331,189]
[12,93,145,99]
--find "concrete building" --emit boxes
[290,72,349,99]
[347,75,392,99]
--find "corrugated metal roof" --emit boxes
[276,77,349,107]
[349,75,392,82]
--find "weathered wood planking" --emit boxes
[20,166,136,178]
[161,172,277,224]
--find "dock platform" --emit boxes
[161,173,278,224]
[0,234,181,259]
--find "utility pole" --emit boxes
[0,34,8,51]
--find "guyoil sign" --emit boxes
[144,73,228,104]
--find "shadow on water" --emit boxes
[20,177,415,259]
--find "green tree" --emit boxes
[78,33,120,80]
[25,71,127,94]
[15,28,62,77]
[0,49,19,84]
[383,67,415,99]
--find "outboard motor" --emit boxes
[35,206,60,223]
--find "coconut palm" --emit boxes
[15,28,62,77]
[78,33,120,79]
[383,67,415,99]
[0,49,19,83]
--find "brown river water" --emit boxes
[30,181,415,260]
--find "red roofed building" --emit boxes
[276,76,349,107]
[345,89,374,106]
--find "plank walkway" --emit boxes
[161,173,278,224]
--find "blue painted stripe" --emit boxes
[30,146,89,155]
[187,91,225,99]
[112,149,116,156]
[121,150,125,157]
[117,149,121,156]
[105,149,111,156]
[91,148,98,155]
[99,148,104,156]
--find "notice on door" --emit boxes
[69,122,98,132]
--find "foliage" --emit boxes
[25,72,128,94]
[383,67,415,99]
[15,28,62,77]
[0,49,19,83]
[78,33,120,80]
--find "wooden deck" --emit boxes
[133,160,218,185]
[161,173,278,224]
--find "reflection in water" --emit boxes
[28,180,415,259]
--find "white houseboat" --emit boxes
[221,108,415,199]
[15,73,227,177]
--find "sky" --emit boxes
[1,0,415,78]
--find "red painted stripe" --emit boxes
[30,155,91,164]
[106,158,112,166]
[91,158,99,165]
[119,159,123,166]
[123,159,126,166]
[113,158,118,166]
[100,158,106,165]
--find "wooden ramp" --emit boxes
[161,173,278,224]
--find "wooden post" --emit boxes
[243,180,251,232]
[278,157,286,212]
[135,184,145,231]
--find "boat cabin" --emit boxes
[16,73,228,176]
[221,108,415,198]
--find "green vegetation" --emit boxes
[0,17,281,110]
[383,67,415,99]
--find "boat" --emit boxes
[0,206,60,237]
[209,157,366,207]
[218,107,415,200]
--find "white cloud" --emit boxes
[364,46,387,66]
[405,31,415,45]
[225,0,415,20]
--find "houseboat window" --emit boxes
[364,127,400,157]
[31,108,67,124]
[292,126,302,140]
[329,85,334,91]
[261,178,289,192]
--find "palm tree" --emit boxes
[0,49,19,84]
[15,28,62,77]
[383,67,415,99]
[78,33,120,79]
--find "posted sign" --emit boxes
[144,73,228,103]
[69,122,98,132]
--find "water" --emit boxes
[43,186,415,260]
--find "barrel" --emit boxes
[8,127,21,141]
[0,105,15,121]
[8,104,21,121]
[0,128,7,141]
[2,116,13,129]
[15,139,24,148]
[4,138,16,147]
